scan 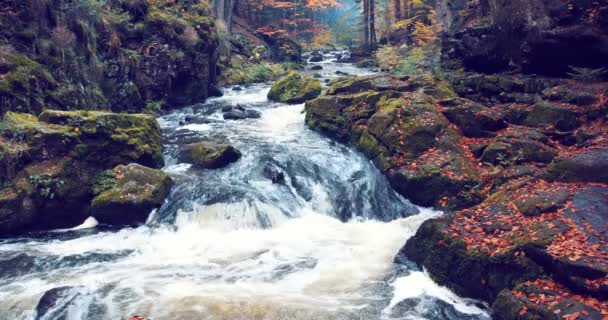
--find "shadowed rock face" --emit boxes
[437,0,608,76]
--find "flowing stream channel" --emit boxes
[0,52,491,320]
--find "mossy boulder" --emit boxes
[180,143,241,169]
[38,110,164,168]
[439,98,507,137]
[91,163,173,226]
[524,102,581,131]
[0,110,165,234]
[267,71,322,104]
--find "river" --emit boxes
[0,51,490,320]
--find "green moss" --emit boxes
[221,58,292,85]
[92,170,117,195]
[3,112,39,127]
[268,71,322,104]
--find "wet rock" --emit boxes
[232,86,243,91]
[180,143,241,169]
[91,163,173,226]
[396,218,543,303]
[183,115,217,124]
[309,53,324,62]
[308,65,323,70]
[544,147,608,183]
[35,286,81,320]
[312,73,322,78]
[262,161,286,184]
[542,85,600,106]
[222,105,262,120]
[335,70,350,76]
[514,189,569,217]
[267,71,322,104]
[306,75,482,209]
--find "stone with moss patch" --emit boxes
[267,71,322,104]
[91,163,173,226]
[180,143,241,169]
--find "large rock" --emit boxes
[0,111,165,235]
[180,143,242,169]
[267,71,322,104]
[222,105,262,120]
[35,286,81,320]
[438,0,608,76]
[544,147,608,183]
[480,127,557,165]
[91,163,174,226]
[398,180,608,318]
[306,75,482,209]
[439,98,507,137]
[524,102,581,131]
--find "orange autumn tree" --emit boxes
[235,0,340,45]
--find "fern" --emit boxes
[567,67,607,82]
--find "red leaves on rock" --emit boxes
[519,306,528,316]
[513,279,608,317]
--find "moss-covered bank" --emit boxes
[0,0,219,116]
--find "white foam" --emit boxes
[69,216,99,230]
[180,123,212,132]
[0,209,448,319]
[388,271,490,317]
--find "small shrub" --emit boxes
[29,174,65,199]
[375,45,403,71]
[396,47,426,76]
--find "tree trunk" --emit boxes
[226,0,235,33]
[394,0,401,21]
[370,0,376,47]
[363,0,369,47]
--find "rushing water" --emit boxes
[0,51,490,320]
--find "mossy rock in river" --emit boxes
[180,143,242,169]
[0,110,165,234]
[91,163,174,226]
[267,71,322,104]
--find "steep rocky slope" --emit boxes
[0,0,219,116]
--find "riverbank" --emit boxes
[305,70,608,319]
